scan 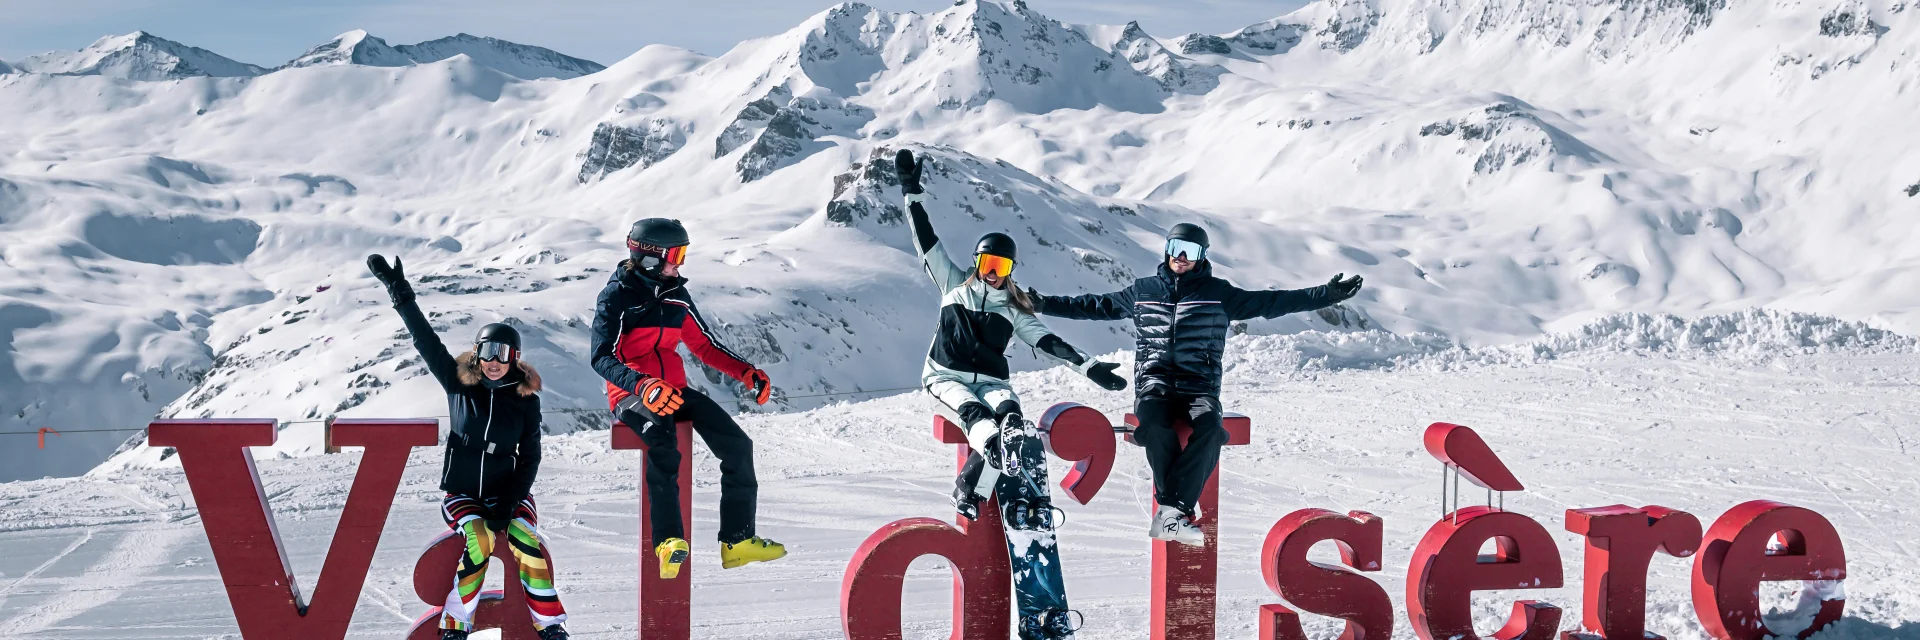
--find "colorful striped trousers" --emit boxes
[439,494,568,631]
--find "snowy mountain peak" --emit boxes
[11,31,266,80]
[282,30,604,79]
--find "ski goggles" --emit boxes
[476,341,517,364]
[627,239,690,266]
[1165,238,1207,262]
[976,253,1015,279]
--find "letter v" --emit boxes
[151,419,438,639]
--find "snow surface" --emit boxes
[0,2,1916,626]
[1,338,1915,638]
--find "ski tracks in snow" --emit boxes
[0,525,189,636]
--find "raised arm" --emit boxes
[589,280,645,394]
[897,149,970,293]
[1030,285,1138,321]
[368,255,461,392]
[1221,273,1363,320]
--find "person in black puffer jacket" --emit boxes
[368,255,571,640]
[1026,224,1363,546]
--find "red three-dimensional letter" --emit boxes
[1564,505,1702,640]
[1124,411,1253,640]
[1039,402,1116,504]
[840,413,1013,639]
[1260,509,1393,640]
[1407,506,1564,640]
[1691,500,1847,640]
[406,527,545,639]
[150,419,437,639]
[611,420,696,639]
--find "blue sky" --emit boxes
[0,0,1307,67]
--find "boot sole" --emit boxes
[658,549,689,579]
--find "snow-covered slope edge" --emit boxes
[9,31,266,80]
[283,30,607,80]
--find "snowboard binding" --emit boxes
[1018,608,1083,640]
[1005,497,1064,532]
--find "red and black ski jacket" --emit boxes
[589,263,756,411]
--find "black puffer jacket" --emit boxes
[394,297,543,504]
[1033,261,1337,397]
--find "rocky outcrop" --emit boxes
[577,119,685,183]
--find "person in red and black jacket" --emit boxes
[589,218,785,579]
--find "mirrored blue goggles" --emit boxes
[1166,238,1207,262]
[476,341,517,363]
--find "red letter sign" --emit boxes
[1407,506,1564,640]
[611,420,695,639]
[1691,500,1847,640]
[840,413,1012,639]
[150,419,436,640]
[1260,509,1392,640]
[1565,505,1702,640]
[1038,402,1116,504]
[1124,411,1252,640]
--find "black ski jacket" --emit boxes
[1033,260,1337,397]
[395,297,544,504]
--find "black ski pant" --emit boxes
[616,387,758,545]
[1131,394,1225,516]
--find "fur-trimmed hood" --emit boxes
[454,352,542,395]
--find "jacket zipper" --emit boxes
[479,389,495,496]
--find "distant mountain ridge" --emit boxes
[8,29,605,81]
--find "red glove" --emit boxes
[637,378,684,416]
[745,369,772,405]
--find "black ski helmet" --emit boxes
[627,218,689,274]
[975,232,1017,261]
[628,218,689,249]
[1167,222,1210,249]
[475,323,521,350]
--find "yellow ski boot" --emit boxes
[655,538,690,579]
[720,536,787,569]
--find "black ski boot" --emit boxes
[1019,609,1082,639]
[440,630,469,640]
[537,624,571,640]
[952,484,985,521]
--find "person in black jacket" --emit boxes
[1026,224,1363,546]
[368,255,570,640]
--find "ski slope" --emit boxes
[0,318,1914,638]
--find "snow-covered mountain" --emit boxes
[283,30,606,79]
[1,0,1917,481]
[8,31,266,80]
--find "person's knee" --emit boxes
[956,401,994,425]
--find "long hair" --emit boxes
[965,271,1036,315]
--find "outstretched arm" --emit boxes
[897,150,971,293]
[1014,310,1129,391]
[672,297,756,384]
[1221,273,1361,320]
[1031,286,1137,321]
[589,282,645,394]
[369,255,461,392]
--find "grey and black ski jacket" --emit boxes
[906,197,1099,385]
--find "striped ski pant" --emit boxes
[439,494,567,631]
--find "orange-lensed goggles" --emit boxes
[975,254,1015,278]
[628,239,691,266]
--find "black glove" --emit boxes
[895,149,923,195]
[1086,361,1128,391]
[486,499,518,531]
[366,254,415,307]
[1326,273,1364,302]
